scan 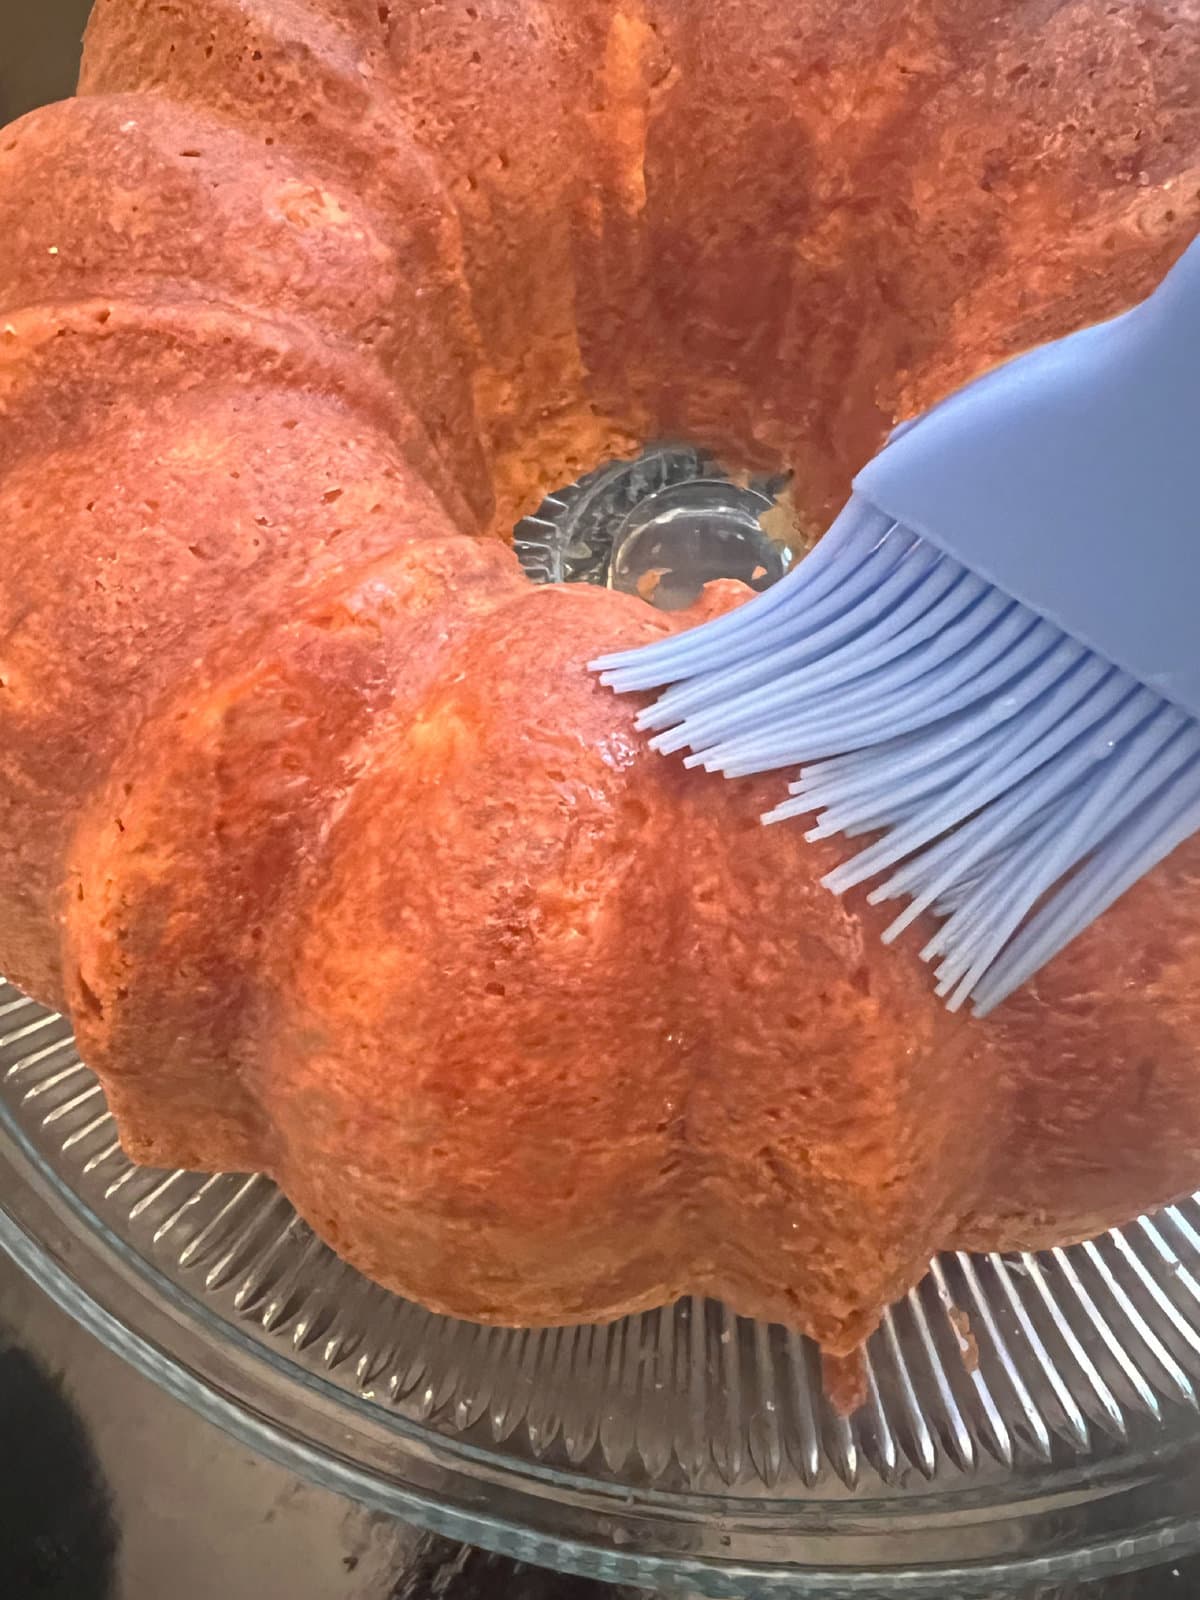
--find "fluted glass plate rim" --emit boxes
[4,1091,1200,1597]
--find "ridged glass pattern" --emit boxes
[4,980,1200,1575]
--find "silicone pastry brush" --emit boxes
[593,238,1200,1015]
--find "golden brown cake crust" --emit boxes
[0,0,1198,1350]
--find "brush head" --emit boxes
[594,238,1200,1011]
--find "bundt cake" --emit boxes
[1,0,1200,1355]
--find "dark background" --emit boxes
[0,1,94,126]
[1,3,1199,1595]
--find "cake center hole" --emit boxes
[609,478,784,609]
[513,444,801,606]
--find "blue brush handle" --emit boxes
[855,236,1200,717]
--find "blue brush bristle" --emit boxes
[592,499,1200,1015]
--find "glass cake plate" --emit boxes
[3,448,1200,1597]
